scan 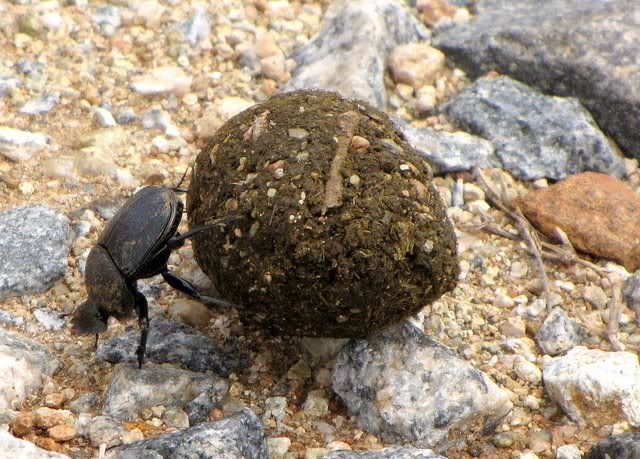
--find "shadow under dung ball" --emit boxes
[187,90,459,337]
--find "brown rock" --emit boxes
[34,407,75,430]
[389,43,445,88]
[517,172,640,271]
[34,437,62,453]
[168,298,213,327]
[416,0,457,26]
[48,424,77,442]
[44,393,66,408]
[11,411,35,437]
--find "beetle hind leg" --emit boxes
[162,269,237,308]
[134,292,149,368]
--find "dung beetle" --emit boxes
[72,183,235,368]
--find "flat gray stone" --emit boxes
[0,329,59,411]
[102,363,228,421]
[439,76,625,181]
[397,119,497,174]
[96,317,242,376]
[0,430,70,458]
[333,323,512,452]
[282,0,427,109]
[106,409,269,459]
[324,446,447,458]
[432,0,640,160]
[0,205,70,300]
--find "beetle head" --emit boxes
[71,298,108,334]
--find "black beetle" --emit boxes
[72,184,234,367]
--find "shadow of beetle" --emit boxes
[72,175,237,368]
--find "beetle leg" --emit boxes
[161,269,237,308]
[166,216,242,250]
[134,292,149,369]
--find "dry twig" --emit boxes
[606,273,625,351]
[473,167,552,312]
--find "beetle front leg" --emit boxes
[134,292,149,368]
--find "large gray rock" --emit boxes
[106,409,269,459]
[0,329,59,410]
[535,307,584,356]
[439,76,625,181]
[543,347,640,426]
[432,0,640,160]
[0,430,70,458]
[102,363,228,421]
[96,317,242,376]
[397,119,498,174]
[585,432,640,459]
[323,446,446,458]
[282,0,427,109]
[333,323,512,451]
[0,205,70,299]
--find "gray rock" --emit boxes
[163,407,190,429]
[535,307,584,356]
[398,119,497,174]
[141,108,172,131]
[93,107,117,128]
[102,363,228,421]
[556,444,582,459]
[622,273,640,321]
[33,308,66,330]
[0,430,70,458]
[323,447,446,458]
[0,74,19,96]
[0,310,24,326]
[439,76,625,181]
[282,0,427,109]
[16,58,40,75]
[114,108,137,125]
[20,93,60,115]
[87,415,126,448]
[543,346,640,426]
[106,409,269,459]
[185,384,226,425]
[0,329,59,410]
[333,323,512,451]
[93,4,121,35]
[298,337,350,368]
[179,6,210,46]
[97,317,242,376]
[0,126,49,148]
[0,205,70,299]
[432,0,640,160]
[585,432,640,459]
[68,392,98,414]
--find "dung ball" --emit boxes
[187,90,459,337]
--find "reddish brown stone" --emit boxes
[34,437,62,453]
[47,424,77,442]
[517,172,640,271]
[11,411,35,437]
